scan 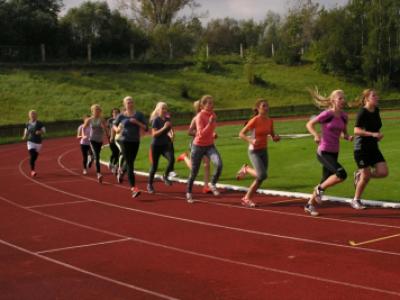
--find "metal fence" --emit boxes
[2,100,399,141]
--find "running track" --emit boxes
[1,137,400,299]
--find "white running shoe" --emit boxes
[82,169,87,175]
[209,184,220,196]
[97,173,103,184]
[314,184,324,204]
[147,184,155,194]
[186,193,194,204]
[351,199,366,210]
[169,171,178,178]
[304,203,319,216]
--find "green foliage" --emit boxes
[4,58,400,126]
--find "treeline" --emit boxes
[1,0,400,88]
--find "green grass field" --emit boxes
[101,111,400,202]
[2,60,400,125]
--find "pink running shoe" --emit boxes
[131,187,141,198]
[30,171,37,177]
[241,197,256,208]
[236,164,247,180]
[177,152,187,162]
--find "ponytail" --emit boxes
[308,88,344,109]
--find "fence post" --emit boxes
[206,44,209,59]
[130,43,134,61]
[271,43,275,57]
[240,43,244,58]
[169,42,173,60]
[40,44,46,62]
[87,43,92,63]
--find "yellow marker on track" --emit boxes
[349,233,400,247]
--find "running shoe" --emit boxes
[202,186,212,194]
[186,193,194,204]
[236,164,248,180]
[82,169,87,175]
[177,152,187,162]
[147,184,155,194]
[314,184,324,204]
[209,184,220,196]
[131,187,141,198]
[304,203,319,216]
[97,173,103,184]
[169,171,178,178]
[30,171,37,177]
[163,175,172,186]
[353,170,361,188]
[351,199,366,210]
[117,171,124,184]
[241,197,256,208]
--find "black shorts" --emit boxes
[354,148,385,169]
[317,151,346,182]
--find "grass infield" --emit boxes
[101,111,400,203]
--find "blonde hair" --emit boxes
[193,100,201,113]
[200,95,213,107]
[123,96,133,106]
[90,104,102,115]
[28,110,37,121]
[308,88,344,109]
[150,102,168,122]
[347,89,376,108]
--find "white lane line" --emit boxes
[1,193,400,297]
[27,200,91,209]
[25,179,86,186]
[19,158,400,258]
[58,148,400,231]
[0,238,180,300]
[1,194,125,239]
[37,238,132,254]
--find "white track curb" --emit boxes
[100,159,400,209]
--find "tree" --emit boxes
[117,0,199,28]
[61,1,149,59]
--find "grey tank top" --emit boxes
[90,118,104,143]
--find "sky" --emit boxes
[61,0,349,21]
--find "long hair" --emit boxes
[199,95,213,108]
[349,89,376,108]
[150,102,168,122]
[308,88,344,109]
[193,100,201,113]
[252,98,268,117]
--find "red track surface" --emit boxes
[1,137,400,299]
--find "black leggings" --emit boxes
[119,141,140,187]
[148,143,175,185]
[90,140,103,173]
[29,149,39,171]
[317,151,347,183]
[80,144,91,169]
[109,142,120,166]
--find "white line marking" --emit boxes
[37,238,132,254]
[0,238,180,300]
[58,148,400,231]
[27,200,91,209]
[1,193,400,297]
[19,158,400,258]
[25,179,86,185]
